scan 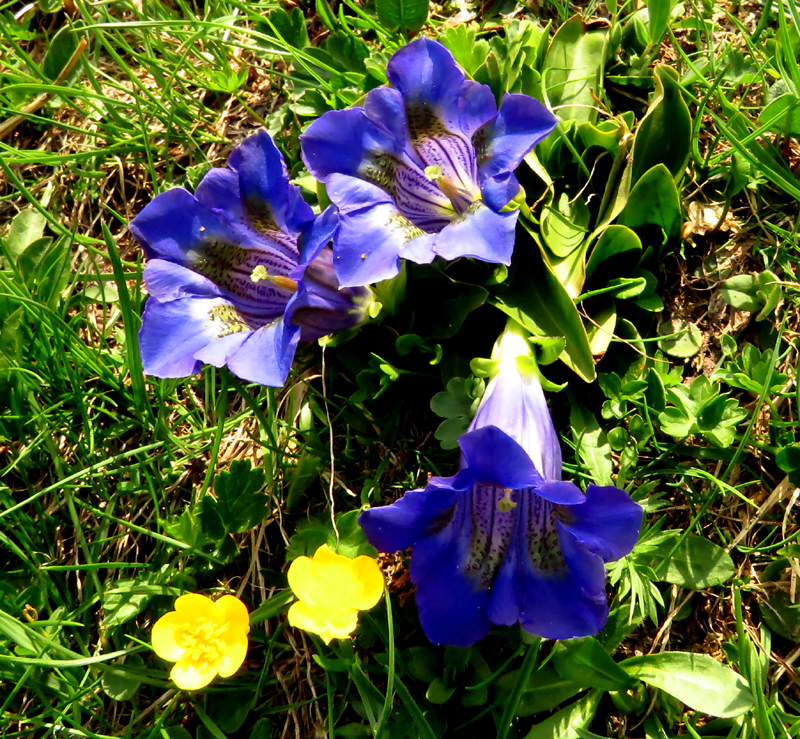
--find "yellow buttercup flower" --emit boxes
[287,544,384,644]
[151,593,249,690]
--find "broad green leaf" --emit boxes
[4,207,47,260]
[552,637,636,691]
[494,227,595,382]
[621,652,754,718]
[376,0,428,33]
[655,535,735,589]
[542,192,591,258]
[759,93,800,136]
[495,664,581,717]
[407,266,488,340]
[523,689,602,739]
[646,0,676,45]
[101,655,144,701]
[720,275,762,311]
[544,18,607,123]
[657,319,702,358]
[585,225,642,283]
[568,396,613,485]
[631,66,691,185]
[619,164,681,247]
[588,303,616,357]
[777,443,800,472]
[42,27,80,83]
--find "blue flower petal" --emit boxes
[142,258,221,302]
[359,478,463,553]
[326,174,438,286]
[508,495,608,639]
[201,318,300,387]
[296,204,339,270]
[475,93,559,180]
[481,171,521,212]
[469,355,563,481]
[458,426,543,490]
[386,38,497,139]
[301,108,403,182]
[412,514,494,647]
[431,202,517,266]
[228,129,313,238]
[195,168,245,218]
[559,485,643,562]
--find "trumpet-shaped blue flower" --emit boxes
[359,326,642,646]
[130,130,371,387]
[300,37,558,288]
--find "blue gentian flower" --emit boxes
[359,325,642,646]
[130,130,372,387]
[300,37,559,288]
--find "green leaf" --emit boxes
[568,396,613,485]
[544,18,607,123]
[498,664,582,717]
[523,689,602,739]
[407,265,488,340]
[585,225,642,284]
[759,93,800,136]
[316,0,337,32]
[4,207,47,261]
[494,227,595,382]
[375,0,428,33]
[777,443,800,472]
[287,452,322,511]
[202,460,268,537]
[264,7,309,49]
[102,579,153,629]
[42,27,80,83]
[655,535,735,589]
[542,192,591,258]
[646,0,676,45]
[657,319,703,358]
[619,164,682,245]
[621,652,754,718]
[552,637,636,691]
[720,275,762,311]
[101,655,144,701]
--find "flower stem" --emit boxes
[373,584,395,739]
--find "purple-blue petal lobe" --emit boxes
[481,171,521,212]
[228,129,313,236]
[220,319,299,387]
[475,93,559,180]
[358,480,463,554]
[326,174,438,287]
[301,108,402,182]
[430,202,517,265]
[458,426,542,489]
[558,485,643,562]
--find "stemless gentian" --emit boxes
[287,544,384,644]
[359,323,643,647]
[151,593,249,690]
[129,130,372,387]
[300,37,558,287]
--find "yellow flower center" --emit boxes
[175,619,227,664]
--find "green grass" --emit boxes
[1,0,800,737]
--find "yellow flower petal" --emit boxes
[348,556,384,610]
[217,631,248,678]
[174,592,215,619]
[287,555,321,606]
[288,601,359,644]
[214,594,250,634]
[170,657,218,690]
[151,611,188,662]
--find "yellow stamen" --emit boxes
[497,488,517,512]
